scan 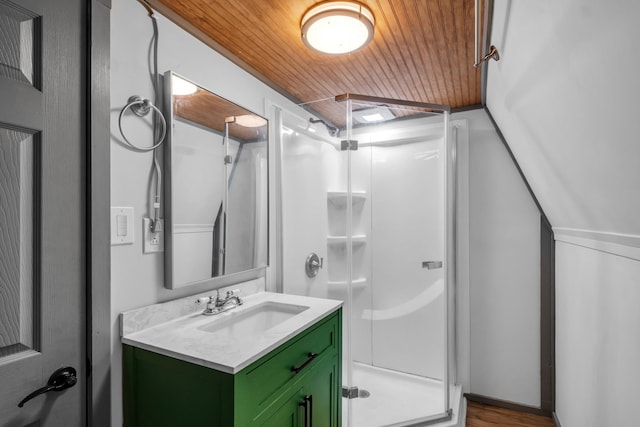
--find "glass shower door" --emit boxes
[277,94,453,427]
[344,97,451,426]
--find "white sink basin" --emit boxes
[196,301,309,338]
[121,291,341,373]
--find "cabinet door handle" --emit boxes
[292,352,318,374]
[299,395,312,427]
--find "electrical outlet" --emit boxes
[143,218,164,253]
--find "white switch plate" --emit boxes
[111,207,134,245]
[143,218,164,253]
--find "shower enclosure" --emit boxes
[275,94,458,426]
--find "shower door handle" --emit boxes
[422,261,442,270]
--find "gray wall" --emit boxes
[458,110,541,406]
[109,0,298,423]
[488,0,640,423]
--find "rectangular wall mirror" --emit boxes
[164,71,268,289]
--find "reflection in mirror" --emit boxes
[164,71,268,289]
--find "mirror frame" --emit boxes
[163,70,269,289]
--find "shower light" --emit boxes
[301,1,375,55]
[361,113,384,122]
[171,75,197,96]
[352,106,395,123]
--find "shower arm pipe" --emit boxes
[308,118,339,137]
[335,93,450,113]
[275,101,340,148]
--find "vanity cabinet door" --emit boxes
[259,387,304,427]
[257,353,341,427]
[304,353,341,427]
[235,310,341,425]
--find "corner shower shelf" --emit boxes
[327,191,367,207]
[327,235,367,247]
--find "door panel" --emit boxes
[0,0,38,86]
[0,128,36,356]
[0,0,85,424]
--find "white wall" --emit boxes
[488,0,640,422]
[110,0,299,423]
[461,109,541,406]
[488,0,640,236]
[555,241,640,427]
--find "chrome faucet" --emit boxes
[217,290,243,310]
[196,290,243,316]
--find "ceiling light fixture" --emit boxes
[228,114,268,128]
[301,1,375,55]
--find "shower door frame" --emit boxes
[338,94,454,427]
[273,94,456,426]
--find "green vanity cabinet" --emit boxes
[123,309,342,426]
[257,350,340,426]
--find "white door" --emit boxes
[0,0,86,424]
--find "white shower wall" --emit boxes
[367,138,445,380]
[281,128,340,298]
[281,113,446,381]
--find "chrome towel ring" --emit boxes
[118,95,167,151]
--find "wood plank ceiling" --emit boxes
[145,0,482,128]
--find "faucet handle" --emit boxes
[196,290,221,304]
[196,296,213,304]
[196,292,221,315]
[227,289,243,305]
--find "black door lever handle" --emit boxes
[18,366,77,408]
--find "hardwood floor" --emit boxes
[466,401,556,427]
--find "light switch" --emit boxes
[116,215,128,236]
[111,207,134,245]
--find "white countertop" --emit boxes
[121,292,342,374]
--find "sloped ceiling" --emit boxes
[486,0,640,236]
[144,0,483,127]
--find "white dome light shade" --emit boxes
[301,1,375,55]
[233,114,267,128]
